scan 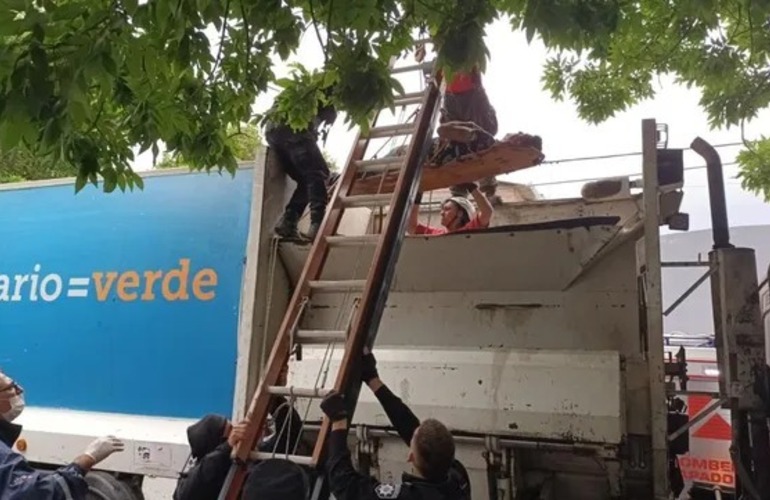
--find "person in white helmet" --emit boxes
[406,181,494,235]
[0,370,124,499]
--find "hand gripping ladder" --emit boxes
[217,46,443,500]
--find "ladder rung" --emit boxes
[250,451,314,466]
[308,280,367,292]
[393,91,424,107]
[326,235,379,247]
[339,193,392,208]
[368,122,415,139]
[354,157,404,175]
[268,386,333,398]
[391,61,434,75]
[296,329,347,343]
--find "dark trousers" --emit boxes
[265,124,330,223]
[441,87,499,198]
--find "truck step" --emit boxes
[354,157,404,175]
[308,280,367,293]
[393,92,424,107]
[250,452,314,466]
[267,386,333,398]
[296,329,348,343]
[368,122,415,139]
[325,235,379,247]
[339,193,392,208]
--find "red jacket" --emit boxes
[442,67,482,94]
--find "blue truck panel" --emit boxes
[0,169,254,419]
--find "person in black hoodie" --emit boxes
[173,395,306,500]
[319,349,471,500]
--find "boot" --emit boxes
[274,211,303,240]
[303,209,325,242]
[304,220,322,242]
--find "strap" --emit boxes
[52,473,75,500]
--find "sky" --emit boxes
[133,17,770,212]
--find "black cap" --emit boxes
[242,458,310,500]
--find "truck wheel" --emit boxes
[85,471,137,500]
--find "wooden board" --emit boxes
[349,141,544,196]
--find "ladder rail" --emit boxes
[218,67,402,500]
[310,78,443,466]
[219,46,440,500]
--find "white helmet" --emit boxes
[446,196,476,222]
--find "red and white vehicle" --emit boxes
[665,279,769,498]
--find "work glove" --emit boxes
[84,436,125,464]
[320,391,348,422]
[455,182,478,193]
[361,350,379,384]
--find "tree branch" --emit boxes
[207,0,232,85]
[308,0,328,62]
[239,1,250,72]
[326,0,334,54]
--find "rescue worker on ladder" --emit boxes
[416,43,501,205]
[319,349,471,500]
[441,68,500,204]
[0,369,125,499]
[264,87,338,242]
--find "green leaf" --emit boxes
[74,174,86,193]
[737,137,770,202]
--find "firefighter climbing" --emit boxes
[263,87,338,242]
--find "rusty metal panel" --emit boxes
[709,247,767,410]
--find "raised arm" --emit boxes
[362,351,420,445]
[406,192,423,235]
[319,392,380,500]
[469,185,493,227]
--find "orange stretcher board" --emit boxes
[349,141,544,196]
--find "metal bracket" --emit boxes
[355,424,377,477]
[668,396,728,443]
[663,264,717,317]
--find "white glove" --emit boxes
[84,435,125,464]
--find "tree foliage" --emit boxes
[1,0,769,199]
[156,123,263,168]
[0,148,75,183]
[155,121,339,170]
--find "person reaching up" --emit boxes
[407,182,493,236]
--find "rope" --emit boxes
[260,236,281,372]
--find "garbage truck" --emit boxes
[2,126,767,498]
